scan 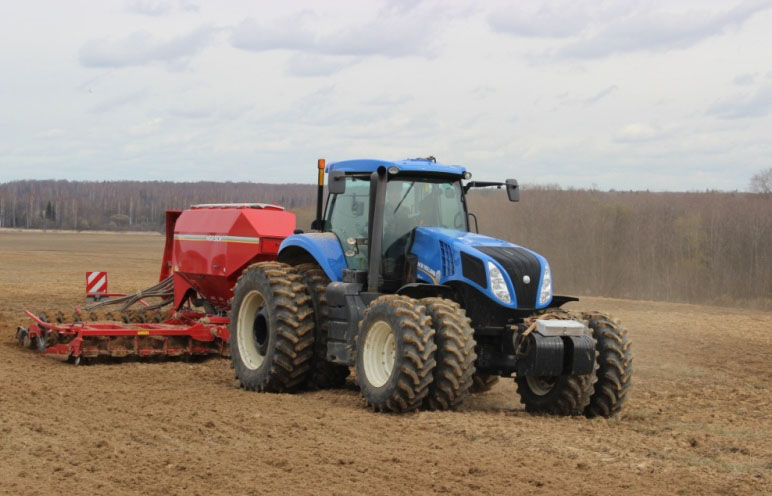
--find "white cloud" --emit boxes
[584,85,618,105]
[90,89,149,114]
[230,3,448,59]
[365,94,413,106]
[178,1,200,13]
[614,123,665,143]
[37,128,65,138]
[167,103,214,120]
[126,0,173,17]
[488,1,618,38]
[129,118,163,136]
[287,53,359,77]
[79,24,216,68]
[557,0,772,59]
[708,84,772,119]
[229,13,318,53]
[488,1,772,60]
[126,0,200,16]
[734,73,757,85]
[1,1,772,190]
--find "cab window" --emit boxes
[325,177,370,270]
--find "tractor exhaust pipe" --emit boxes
[315,159,325,229]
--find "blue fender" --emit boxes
[279,233,347,282]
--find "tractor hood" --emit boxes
[409,227,553,309]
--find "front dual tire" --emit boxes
[515,311,633,417]
[515,373,595,416]
[356,295,477,413]
[356,295,437,413]
[421,298,476,410]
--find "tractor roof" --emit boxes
[328,158,467,176]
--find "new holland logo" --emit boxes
[417,262,441,284]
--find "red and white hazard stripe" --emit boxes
[86,271,108,296]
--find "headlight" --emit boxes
[487,261,511,304]
[539,262,553,305]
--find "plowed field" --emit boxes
[1,230,770,495]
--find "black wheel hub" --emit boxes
[252,308,270,356]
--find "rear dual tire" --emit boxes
[229,262,315,393]
[295,263,350,389]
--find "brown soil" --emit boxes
[1,231,770,495]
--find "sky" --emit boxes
[1,0,771,191]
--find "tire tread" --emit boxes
[357,295,437,413]
[294,263,350,389]
[229,262,314,393]
[421,297,476,411]
[582,312,633,418]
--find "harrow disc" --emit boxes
[15,327,30,348]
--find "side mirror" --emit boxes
[506,179,519,202]
[328,170,346,194]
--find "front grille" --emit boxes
[475,245,541,308]
[440,241,455,277]
[461,252,487,289]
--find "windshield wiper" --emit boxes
[393,182,415,214]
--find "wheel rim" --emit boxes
[526,375,557,396]
[237,290,269,370]
[362,320,396,388]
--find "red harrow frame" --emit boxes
[17,311,230,365]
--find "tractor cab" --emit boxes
[323,163,472,291]
[309,157,520,296]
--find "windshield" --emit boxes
[325,175,467,274]
[383,178,466,255]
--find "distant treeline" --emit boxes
[467,188,772,310]
[1,180,770,309]
[0,180,316,231]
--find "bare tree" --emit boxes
[749,167,772,194]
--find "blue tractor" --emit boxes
[228,158,632,417]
